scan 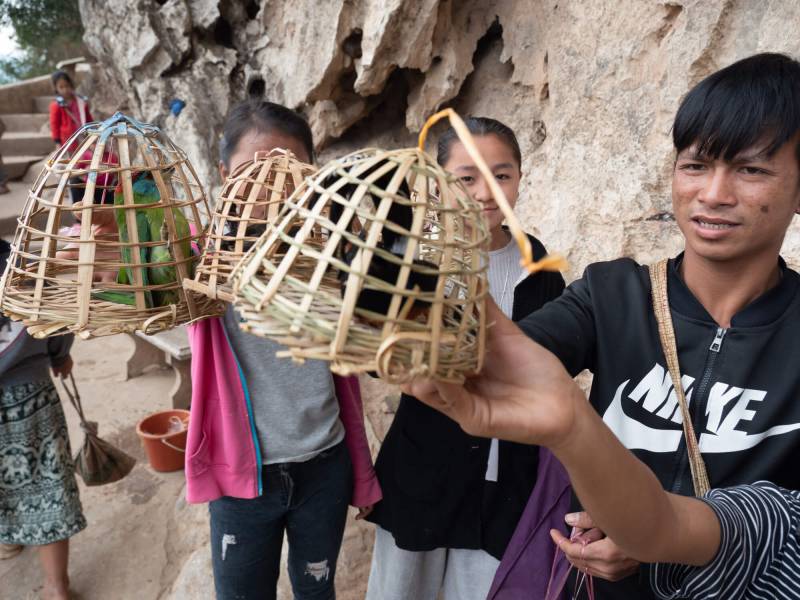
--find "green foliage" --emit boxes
[0,0,85,83]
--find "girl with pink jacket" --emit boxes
[184,100,381,600]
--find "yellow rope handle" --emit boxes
[419,108,567,274]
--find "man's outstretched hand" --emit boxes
[401,299,583,449]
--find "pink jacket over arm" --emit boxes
[184,316,382,507]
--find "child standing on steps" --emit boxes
[49,70,92,151]
[48,70,113,205]
[184,100,381,600]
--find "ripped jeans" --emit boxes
[209,441,353,600]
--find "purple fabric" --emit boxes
[488,448,572,600]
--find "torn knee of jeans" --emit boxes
[304,559,330,582]
[221,533,237,561]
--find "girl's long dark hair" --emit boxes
[219,100,315,167]
[436,116,522,168]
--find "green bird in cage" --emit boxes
[94,171,191,307]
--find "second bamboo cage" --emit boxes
[0,112,220,338]
[184,149,316,302]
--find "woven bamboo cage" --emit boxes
[184,149,316,302]
[0,112,221,338]
[231,109,565,383]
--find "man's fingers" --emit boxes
[576,537,623,563]
[551,532,640,582]
[550,529,588,563]
[565,511,596,530]
[550,530,630,566]
[401,380,440,403]
[433,380,471,407]
[572,527,604,545]
[401,379,480,432]
[403,379,473,413]
[582,565,637,582]
[581,560,640,582]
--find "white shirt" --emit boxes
[485,235,526,481]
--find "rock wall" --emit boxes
[78,1,800,597]
[80,0,800,276]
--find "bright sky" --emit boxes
[0,25,21,58]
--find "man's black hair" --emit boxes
[219,100,315,168]
[673,53,800,163]
[51,70,74,90]
[436,116,522,169]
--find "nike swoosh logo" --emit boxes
[603,380,800,453]
[699,423,800,453]
[603,380,683,452]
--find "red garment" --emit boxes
[49,97,93,146]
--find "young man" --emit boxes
[403,300,800,599]
[486,52,800,599]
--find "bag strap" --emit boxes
[649,259,711,497]
[59,373,97,435]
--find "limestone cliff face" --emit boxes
[80,0,800,276]
[79,1,800,597]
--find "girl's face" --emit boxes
[55,78,74,100]
[442,134,521,233]
[219,129,312,221]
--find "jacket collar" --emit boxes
[667,253,799,327]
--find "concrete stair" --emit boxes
[1,113,49,132]
[1,75,56,185]
[3,155,45,180]
[0,131,53,156]
[33,95,54,114]
[0,61,91,238]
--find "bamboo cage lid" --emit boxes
[230,109,566,383]
[0,112,222,338]
[184,149,316,303]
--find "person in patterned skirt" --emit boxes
[0,240,84,600]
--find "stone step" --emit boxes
[34,96,54,113]
[2,154,46,180]
[1,113,49,132]
[0,131,53,156]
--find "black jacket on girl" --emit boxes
[367,233,566,560]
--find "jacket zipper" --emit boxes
[670,326,726,494]
[709,327,726,352]
[221,324,264,496]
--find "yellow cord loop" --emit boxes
[419,108,567,274]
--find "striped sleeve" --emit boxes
[649,482,800,600]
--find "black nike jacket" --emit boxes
[519,255,800,600]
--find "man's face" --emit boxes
[672,136,800,264]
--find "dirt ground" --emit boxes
[0,331,376,600]
[0,333,200,600]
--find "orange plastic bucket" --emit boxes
[136,409,190,472]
